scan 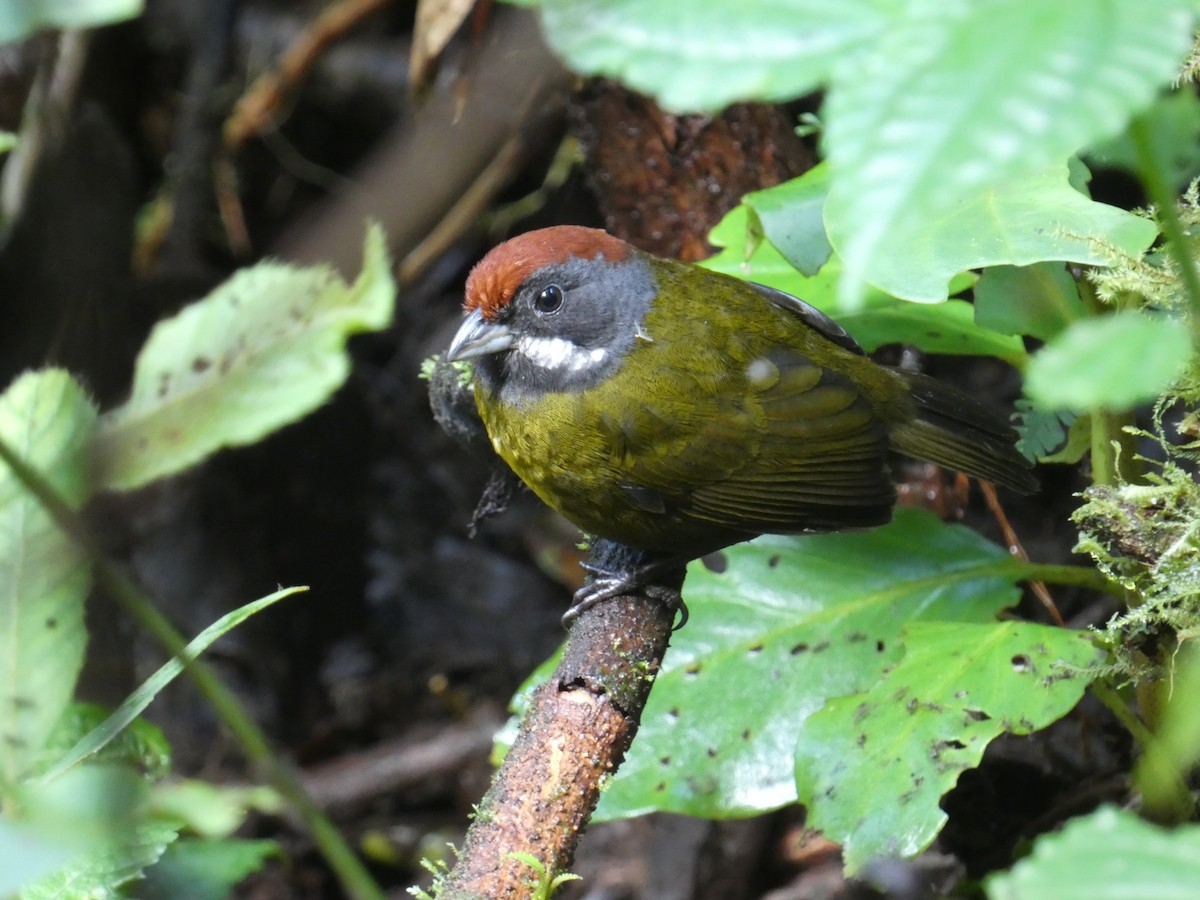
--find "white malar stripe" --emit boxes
[515,335,608,373]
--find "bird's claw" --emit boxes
[562,570,688,630]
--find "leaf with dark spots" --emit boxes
[593,511,1094,841]
[794,620,1100,872]
[90,226,394,491]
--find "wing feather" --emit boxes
[621,349,894,534]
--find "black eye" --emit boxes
[533,284,564,315]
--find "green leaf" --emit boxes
[705,207,1027,364]
[90,224,394,492]
[986,806,1200,899]
[139,838,280,900]
[1024,311,1193,412]
[0,816,75,896]
[20,817,179,899]
[148,780,280,839]
[14,763,178,899]
[29,702,171,782]
[974,262,1086,341]
[0,0,142,44]
[595,508,1038,821]
[826,163,1159,303]
[530,0,890,112]
[1012,401,1090,465]
[743,165,833,276]
[823,0,1191,303]
[0,370,96,787]
[794,620,1101,872]
[35,587,305,786]
[1087,89,1200,189]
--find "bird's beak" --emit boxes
[447,308,514,361]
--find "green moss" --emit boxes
[1074,425,1200,681]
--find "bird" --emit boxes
[446,225,1036,621]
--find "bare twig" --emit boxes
[979,480,1065,626]
[223,0,395,149]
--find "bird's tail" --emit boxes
[887,370,1038,494]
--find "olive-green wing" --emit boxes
[617,349,895,535]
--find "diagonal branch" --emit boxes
[438,540,682,897]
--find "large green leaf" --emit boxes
[522,0,889,112]
[0,370,96,787]
[823,0,1190,303]
[1024,311,1193,412]
[826,163,1159,303]
[794,620,1101,872]
[519,0,1188,306]
[595,508,1044,820]
[986,806,1200,899]
[974,262,1086,342]
[705,206,1027,364]
[90,225,394,492]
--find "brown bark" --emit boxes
[572,80,813,262]
[439,547,682,898]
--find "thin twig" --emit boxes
[979,480,1065,626]
[224,0,395,149]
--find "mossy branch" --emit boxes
[435,540,681,898]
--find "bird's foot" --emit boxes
[562,556,688,629]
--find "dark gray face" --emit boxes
[473,255,657,404]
